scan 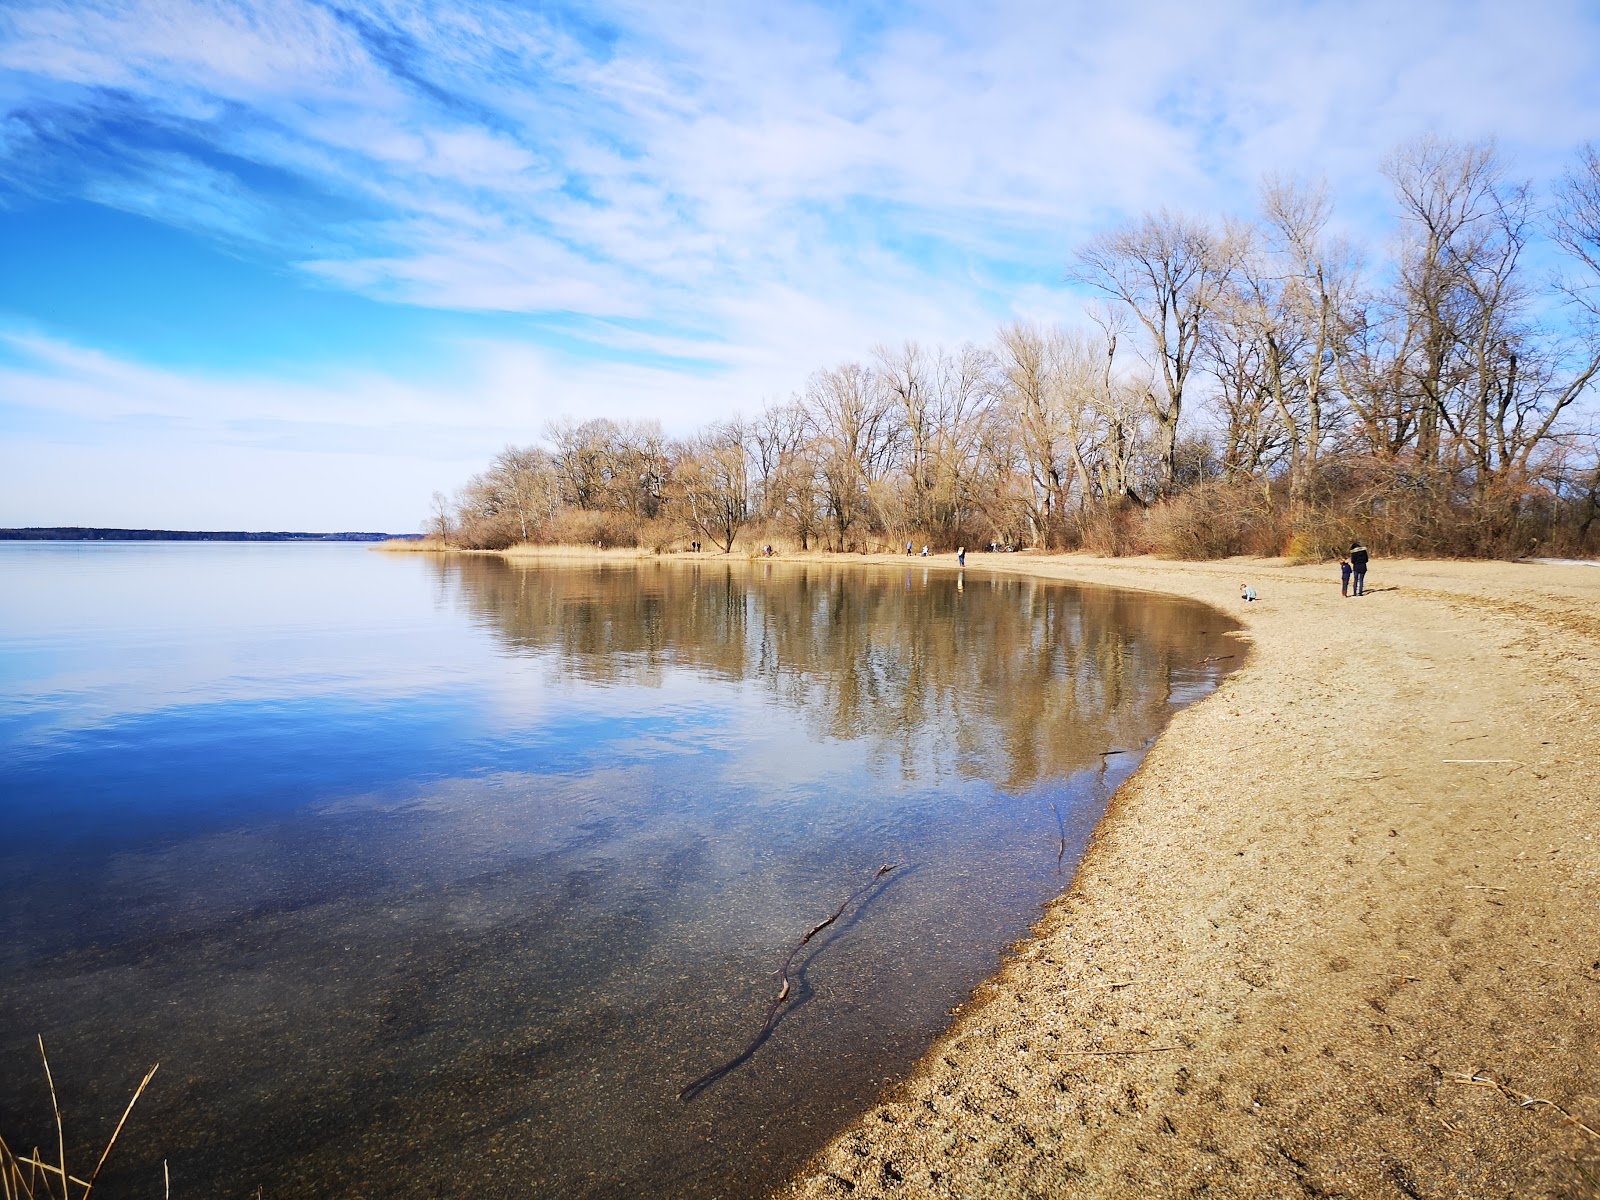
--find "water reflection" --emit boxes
[445,556,1226,791]
[0,547,1237,1199]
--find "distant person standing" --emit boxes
[1349,541,1369,596]
[906,540,913,556]
[1340,557,1352,597]
[957,546,966,567]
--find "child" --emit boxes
[1340,558,1352,597]
[1240,583,1257,603]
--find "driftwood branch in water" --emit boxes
[1048,800,1066,871]
[1197,654,1236,666]
[678,864,897,1101]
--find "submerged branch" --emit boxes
[678,864,898,1101]
[1049,800,1067,872]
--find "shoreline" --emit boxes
[768,553,1600,1198]
[434,543,1599,1194]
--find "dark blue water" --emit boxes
[0,543,1238,1198]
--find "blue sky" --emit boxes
[3,0,1600,530]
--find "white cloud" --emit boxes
[11,0,1600,313]
[81,149,284,240]
[3,0,1600,523]
[0,328,495,431]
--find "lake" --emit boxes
[0,542,1238,1198]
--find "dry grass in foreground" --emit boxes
[1,1037,159,1200]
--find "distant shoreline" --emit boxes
[1,528,420,542]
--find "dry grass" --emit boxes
[1,1037,159,1200]
[373,537,450,552]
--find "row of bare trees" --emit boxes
[435,136,1600,559]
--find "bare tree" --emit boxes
[1259,178,1354,504]
[492,445,558,543]
[544,417,669,519]
[1073,210,1238,488]
[1553,144,1600,318]
[1381,137,1600,501]
[1334,290,1417,457]
[1203,278,1289,483]
[428,490,453,542]
[924,343,996,538]
[992,322,1075,546]
[1382,136,1519,467]
[546,417,615,511]
[674,421,752,552]
[1079,306,1151,505]
[877,341,993,543]
[750,401,821,549]
[449,446,560,548]
[801,362,899,549]
[1553,143,1600,284]
[876,341,936,538]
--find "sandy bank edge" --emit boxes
[439,544,1599,1196]
[753,552,1600,1200]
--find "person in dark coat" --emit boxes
[1349,541,1369,596]
[1340,558,1352,597]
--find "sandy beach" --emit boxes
[764,553,1600,1199]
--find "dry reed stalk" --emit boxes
[0,1038,159,1200]
[84,1064,159,1195]
[1446,1070,1600,1141]
[40,1038,64,1200]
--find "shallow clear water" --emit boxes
[0,543,1238,1198]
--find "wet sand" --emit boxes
[775,553,1600,1199]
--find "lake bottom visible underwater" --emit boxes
[0,544,1239,1198]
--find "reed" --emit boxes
[373,537,450,552]
[1,1037,158,1200]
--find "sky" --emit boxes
[3,0,1600,531]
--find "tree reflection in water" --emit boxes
[0,552,1238,1200]
[441,556,1231,796]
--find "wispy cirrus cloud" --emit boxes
[7,0,1595,327]
[2,0,1599,527]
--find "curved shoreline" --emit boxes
[766,552,1600,1199]
[421,543,1600,1193]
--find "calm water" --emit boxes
[0,543,1238,1198]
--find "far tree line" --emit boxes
[431,136,1600,560]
